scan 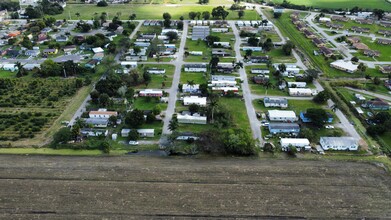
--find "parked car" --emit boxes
[129,141,139,145]
[325,125,334,129]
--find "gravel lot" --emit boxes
[0,155,390,219]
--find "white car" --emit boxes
[129,141,139,145]
[325,125,334,129]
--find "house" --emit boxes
[42,49,58,55]
[142,68,164,75]
[213,42,230,48]
[320,137,358,151]
[120,61,137,69]
[355,18,373,24]
[377,38,391,45]
[351,26,370,33]
[280,138,311,152]
[84,118,109,128]
[319,17,331,23]
[379,65,391,74]
[212,87,239,94]
[312,38,325,47]
[6,50,20,58]
[363,49,380,57]
[182,84,200,93]
[189,51,203,56]
[352,43,369,50]
[3,64,17,72]
[92,52,104,61]
[319,46,333,57]
[134,42,150,48]
[216,63,234,73]
[268,123,300,135]
[330,60,358,73]
[251,68,270,74]
[355,93,366,102]
[331,16,349,22]
[92,47,104,53]
[211,28,229,33]
[137,129,155,137]
[211,75,236,81]
[303,30,315,38]
[85,59,99,69]
[296,23,306,31]
[273,6,284,13]
[291,17,300,24]
[263,97,288,108]
[289,88,313,96]
[253,75,269,84]
[268,110,297,122]
[89,109,118,119]
[378,30,391,37]
[209,80,237,87]
[177,113,207,124]
[287,82,307,88]
[300,112,333,123]
[8,31,20,37]
[249,56,269,63]
[242,47,262,52]
[192,26,210,40]
[56,35,68,42]
[361,98,390,110]
[25,49,40,57]
[121,129,131,137]
[81,128,108,137]
[379,21,391,28]
[385,80,391,90]
[347,37,360,44]
[184,64,207,72]
[325,22,344,29]
[212,49,231,57]
[37,33,48,43]
[64,45,77,53]
[23,63,40,70]
[183,96,207,106]
[139,89,163,97]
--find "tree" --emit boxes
[313,90,329,104]
[358,63,366,73]
[212,6,229,20]
[177,21,184,30]
[247,37,259,46]
[52,127,72,144]
[15,62,25,78]
[189,11,197,20]
[129,13,136,20]
[125,109,145,128]
[299,128,317,142]
[128,129,139,141]
[245,49,253,57]
[274,12,282,18]
[146,112,156,124]
[40,59,62,77]
[205,35,220,46]
[133,46,141,55]
[223,129,257,156]
[373,76,381,85]
[238,10,244,19]
[99,93,110,107]
[373,9,385,20]
[163,12,171,20]
[282,41,295,55]
[202,11,210,20]
[97,0,108,7]
[209,56,220,70]
[165,31,178,42]
[90,90,100,104]
[143,72,151,85]
[168,115,179,132]
[188,103,200,115]
[109,115,117,126]
[101,141,111,154]
[153,105,162,115]
[21,37,33,49]
[351,56,359,62]
[305,108,329,128]
[263,38,273,51]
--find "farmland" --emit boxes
[0,155,390,218]
[269,0,391,10]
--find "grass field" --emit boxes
[220,97,251,131]
[134,64,175,89]
[270,0,391,10]
[54,4,260,20]
[354,36,391,62]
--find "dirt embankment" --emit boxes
[0,155,390,219]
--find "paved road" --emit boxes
[345,87,391,102]
[161,21,188,135]
[230,21,263,145]
[327,99,361,140]
[251,94,313,100]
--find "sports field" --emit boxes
[270,0,391,10]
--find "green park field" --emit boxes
[54,4,260,20]
[270,0,391,10]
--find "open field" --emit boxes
[269,0,391,10]
[54,4,260,20]
[0,155,390,218]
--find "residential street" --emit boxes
[345,87,391,101]
[230,21,263,145]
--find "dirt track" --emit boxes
[0,155,390,219]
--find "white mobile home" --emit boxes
[213,42,230,48]
[263,97,288,108]
[146,68,166,74]
[280,138,311,151]
[177,114,207,124]
[121,61,137,69]
[189,51,203,56]
[211,75,236,81]
[184,64,207,72]
[137,129,155,137]
[268,110,297,122]
[3,64,17,72]
[251,68,270,74]
[287,82,307,88]
[320,137,358,151]
[289,88,314,97]
[242,47,263,52]
[183,96,207,106]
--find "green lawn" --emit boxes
[180,71,208,84]
[355,36,391,62]
[0,148,102,155]
[132,97,167,110]
[269,0,391,10]
[220,97,250,131]
[0,70,16,78]
[54,4,260,20]
[265,10,382,78]
[133,64,175,89]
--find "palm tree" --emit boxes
[209,99,219,123]
[15,62,24,78]
[187,80,195,89]
[75,12,80,18]
[234,61,243,69]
